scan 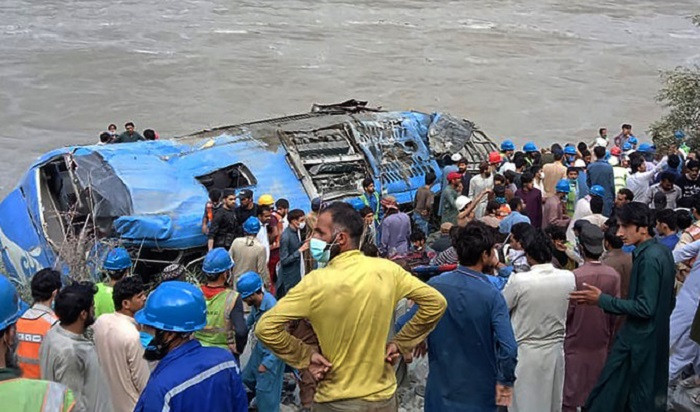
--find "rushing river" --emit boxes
[1,0,699,193]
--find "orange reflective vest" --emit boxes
[16,305,58,379]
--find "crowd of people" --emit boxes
[97,123,159,145]
[2,123,700,412]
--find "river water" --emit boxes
[1,0,699,194]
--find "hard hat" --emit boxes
[258,194,275,206]
[450,153,462,162]
[236,271,263,299]
[447,172,462,182]
[500,140,515,151]
[573,159,586,168]
[564,146,576,156]
[590,185,605,198]
[675,130,686,139]
[103,247,132,271]
[622,143,632,152]
[134,281,206,333]
[627,136,638,145]
[243,216,261,235]
[0,275,28,330]
[608,156,619,166]
[610,146,622,156]
[594,137,608,148]
[488,151,502,164]
[638,143,654,153]
[348,197,365,211]
[523,142,538,153]
[455,195,472,211]
[202,248,234,275]
[555,179,570,194]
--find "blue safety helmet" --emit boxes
[242,216,261,235]
[348,197,365,211]
[103,247,132,271]
[500,140,515,151]
[555,179,570,194]
[675,130,686,139]
[202,248,234,275]
[0,276,28,331]
[590,185,605,197]
[523,142,538,153]
[638,143,654,153]
[622,142,632,152]
[627,136,638,145]
[236,271,263,299]
[134,281,206,333]
[564,146,576,156]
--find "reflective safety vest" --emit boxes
[0,378,75,411]
[94,283,115,318]
[194,289,239,349]
[16,306,58,379]
[613,166,628,194]
[566,181,578,217]
[360,192,380,222]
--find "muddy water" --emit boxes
[1,0,699,194]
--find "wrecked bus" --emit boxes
[0,100,496,284]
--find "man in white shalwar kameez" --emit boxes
[503,229,576,412]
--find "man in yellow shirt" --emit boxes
[255,202,447,411]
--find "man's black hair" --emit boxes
[124,122,135,128]
[108,123,117,130]
[454,222,496,267]
[30,268,62,302]
[566,166,579,175]
[599,127,606,135]
[524,229,553,264]
[618,188,634,202]
[288,209,305,222]
[617,203,652,230]
[99,132,111,143]
[508,197,523,211]
[359,206,373,217]
[668,154,681,169]
[222,188,235,198]
[511,222,535,244]
[504,170,516,184]
[551,143,563,152]
[257,205,271,217]
[514,157,526,170]
[275,198,290,210]
[577,142,588,152]
[494,174,506,185]
[656,208,678,231]
[545,225,566,242]
[113,277,145,311]
[630,156,645,173]
[553,150,563,161]
[658,171,676,183]
[425,172,437,186]
[54,282,97,325]
[581,149,591,158]
[320,202,364,247]
[410,230,426,242]
[143,129,156,140]
[590,196,604,214]
[362,178,374,189]
[529,165,542,175]
[520,172,534,185]
[677,209,693,231]
[653,191,667,210]
[622,124,632,130]
[687,160,700,171]
[604,225,624,249]
[593,146,606,159]
[208,188,222,203]
[486,200,500,214]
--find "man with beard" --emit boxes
[676,159,700,208]
[40,282,113,412]
[0,276,76,411]
[468,161,495,219]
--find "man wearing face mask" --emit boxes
[134,281,247,411]
[40,282,113,412]
[194,248,247,362]
[277,209,310,299]
[255,202,447,411]
[0,276,76,411]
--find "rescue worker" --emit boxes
[16,268,61,379]
[236,272,285,412]
[523,142,539,166]
[564,145,577,166]
[543,179,571,230]
[134,281,248,411]
[499,140,516,172]
[95,247,132,318]
[194,248,247,362]
[0,276,76,411]
[360,177,381,224]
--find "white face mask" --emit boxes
[298,221,306,230]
